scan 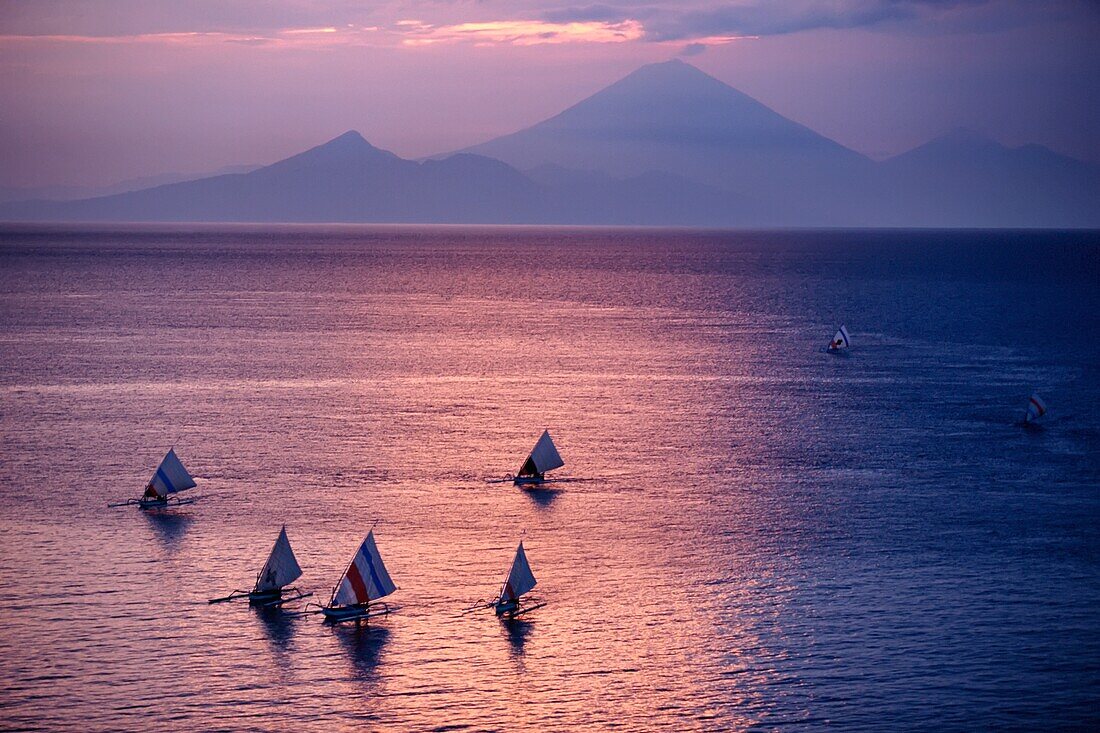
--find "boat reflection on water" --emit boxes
[333,624,391,681]
[521,486,561,508]
[256,605,297,648]
[255,606,298,676]
[502,617,533,659]
[142,511,192,545]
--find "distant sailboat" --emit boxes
[209,526,312,607]
[494,541,543,619]
[514,430,565,485]
[320,530,397,624]
[826,325,851,352]
[110,448,198,508]
[1024,392,1047,426]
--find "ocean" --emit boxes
[1,225,1098,731]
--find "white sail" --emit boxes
[331,531,396,607]
[518,430,565,476]
[1026,392,1047,423]
[498,542,537,603]
[254,526,303,592]
[829,325,850,350]
[148,448,196,497]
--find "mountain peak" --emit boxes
[609,59,730,95]
[319,130,373,150]
[263,129,401,173]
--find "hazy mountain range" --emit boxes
[0,165,259,204]
[3,60,1097,227]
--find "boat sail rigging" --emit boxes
[514,430,565,485]
[495,541,541,618]
[209,526,312,607]
[320,530,397,623]
[253,526,304,597]
[827,325,850,352]
[1024,392,1047,425]
[110,448,199,508]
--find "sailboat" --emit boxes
[209,526,312,607]
[494,541,543,619]
[110,448,198,508]
[513,430,564,486]
[319,530,397,624]
[826,325,851,353]
[1024,392,1047,426]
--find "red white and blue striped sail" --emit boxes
[254,526,303,593]
[148,448,196,498]
[1025,392,1047,423]
[498,542,537,604]
[828,325,851,350]
[330,531,396,607]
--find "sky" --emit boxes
[1,0,1098,188]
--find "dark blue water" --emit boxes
[0,225,1098,731]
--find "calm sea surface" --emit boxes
[1,225,1098,731]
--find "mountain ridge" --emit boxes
[2,61,1097,227]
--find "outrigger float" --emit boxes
[825,325,851,353]
[308,530,397,625]
[109,448,199,508]
[511,430,564,486]
[467,540,543,619]
[209,526,312,607]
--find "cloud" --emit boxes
[0,0,1083,51]
[641,0,993,41]
[394,19,645,46]
[679,41,707,56]
[540,4,633,24]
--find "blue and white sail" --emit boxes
[147,448,196,499]
[828,325,851,351]
[1025,392,1047,424]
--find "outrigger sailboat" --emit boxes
[318,530,397,624]
[463,540,544,619]
[493,541,542,619]
[110,448,198,508]
[826,325,851,353]
[209,526,312,607]
[1023,392,1047,426]
[513,430,564,486]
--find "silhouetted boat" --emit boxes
[209,526,312,607]
[513,430,564,485]
[109,448,198,508]
[494,541,543,619]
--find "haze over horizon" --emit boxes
[2,0,1099,189]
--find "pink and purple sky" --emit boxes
[2,0,1098,188]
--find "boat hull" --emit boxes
[136,495,196,509]
[513,475,545,486]
[495,599,544,619]
[321,602,391,623]
[248,589,283,604]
